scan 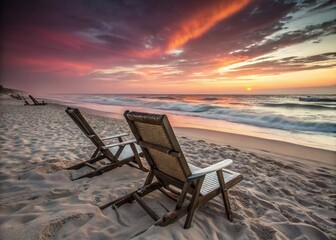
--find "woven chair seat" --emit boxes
[188,163,241,195]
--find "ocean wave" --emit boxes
[155,96,176,100]
[140,95,176,100]
[263,103,336,110]
[299,97,336,102]
[200,108,336,133]
[202,97,219,101]
[81,95,139,105]
[229,102,249,105]
[158,102,217,113]
[150,101,336,133]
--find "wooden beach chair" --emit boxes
[65,107,147,180]
[101,111,243,229]
[29,95,47,105]
[22,96,31,105]
[10,94,23,100]
[10,94,20,99]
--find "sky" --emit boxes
[1,0,335,94]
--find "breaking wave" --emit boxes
[263,103,336,110]
[156,103,336,133]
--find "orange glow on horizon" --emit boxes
[247,87,252,91]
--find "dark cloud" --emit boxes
[227,52,336,77]
[236,19,336,57]
[303,52,336,62]
[308,0,336,12]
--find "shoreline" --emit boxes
[175,127,336,169]
[44,95,336,152]
[51,98,335,169]
[42,94,336,152]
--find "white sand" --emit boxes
[0,95,335,240]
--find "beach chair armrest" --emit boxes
[103,139,137,149]
[187,159,233,181]
[101,133,129,140]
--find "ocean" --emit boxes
[47,94,336,151]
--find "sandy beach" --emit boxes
[0,95,335,240]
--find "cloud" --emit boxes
[308,0,336,12]
[1,0,335,93]
[230,19,336,58]
[224,52,336,77]
[165,0,251,50]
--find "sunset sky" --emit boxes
[1,0,335,94]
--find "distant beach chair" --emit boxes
[10,94,19,99]
[100,111,243,229]
[10,94,22,100]
[29,95,47,105]
[22,96,31,105]
[65,107,147,180]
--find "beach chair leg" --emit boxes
[100,182,161,210]
[144,169,154,186]
[113,145,125,161]
[133,192,160,221]
[130,143,148,171]
[176,182,191,210]
[155,204,190,227]
[217,170,233,221]
[99,194,133,210]
[184,178,204,229]
[114,182,160,207]
[90,148,100,159]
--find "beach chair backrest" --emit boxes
[29,95,40,105]
[22,96,30,105]
[65,107,114,159]
[124,111,191,182]
[29,95,46,105]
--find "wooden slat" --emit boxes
[100,181,161,210]
[133,193,160,221]
[104,139,137,149]
[138,140,181,158]
[84,162,97,170]
[101,133,129,140]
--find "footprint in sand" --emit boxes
[251,222,277,240]
[312,180,328,188]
